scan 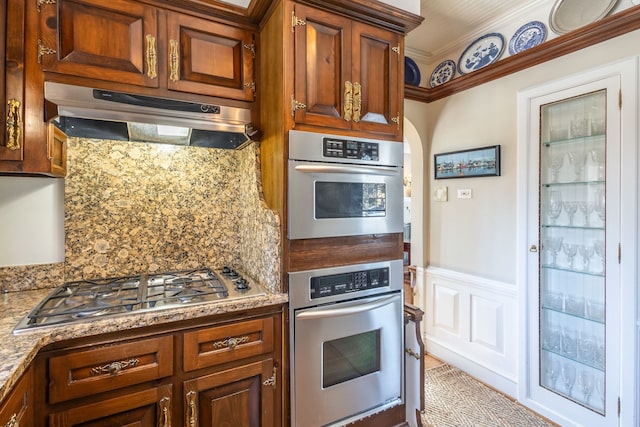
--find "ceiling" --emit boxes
[405,0,550,64]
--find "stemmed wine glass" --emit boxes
[580,370,594,404]
[563,201,578,226]
[594,240,605,273]
[595,376,605,408]
[562,362,577,396]
[588,149,605,181]
[578,244,595,272]
[548,153,564,183]
[546,236,564,267]
[595,188,606,224]
[578,201,594,226]
[547,191,563,225]
[543,352,560,388]
[567,151,584,181]
[562,242,579,269]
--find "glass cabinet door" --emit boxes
[539,90,606,414]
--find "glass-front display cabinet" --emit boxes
[539,90,606,414]
[518,59,638,427]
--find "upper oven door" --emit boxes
[292,292,403,427]
[287,160,404,239]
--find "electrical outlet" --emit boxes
[457,189,472,199]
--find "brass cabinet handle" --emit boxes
[186,390,197,427]
[213,335,250,349]
[344,80,353,122]
[291,10,306,32]
[90,358,139,376]
[169,39,179,82]
[405,347,421,360]
[3,414,18,427]
[530,245,538,252]
[158,396,170,427]
[352,82,361,123]
[146,34,157,79]
[5,99,21,151]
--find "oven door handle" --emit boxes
[294,164,400,176]
[296,295,398,320]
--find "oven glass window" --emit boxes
[315,182,386,218]
[322,329,381,388]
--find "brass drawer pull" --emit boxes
[3,414,18,427]
[213,335,250,349]
[5,99,21,151]
[90,358,139,375]
[186,390,198,427]
[344,80,353,122]
[169,39,179,82]
[146,34,157,79]
[158,396,170,427]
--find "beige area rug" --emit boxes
[421,364,555,427]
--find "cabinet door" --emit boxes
[0,0,25,163]
[48,384,172,427]
[39,0,159,87]
[166,13,255,101]
[293,4,351,131]
[0,368,33,427]
[523,71,626,426]
[184,359,276,427]
[350,22,402,140]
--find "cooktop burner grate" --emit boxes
[14,267,265,332]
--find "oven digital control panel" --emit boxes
[323,137,379,161]
[309,267,389,299]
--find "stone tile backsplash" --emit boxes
[0,137,280,293]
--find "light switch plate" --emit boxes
[457,189,472,199]
[433,187,448,202]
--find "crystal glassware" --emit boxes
[595,376,605,407]
[543,352,560,388]
[594,239,605,273]
[586,299,605,322]
[562,362,577,396]
[578,244,594,272]
[567,151,585,181]
[563,201,578,226]
[578,201,594,226]
[546,236,564,267]
[595,188,606,223]
[579,370,594,403]
[578,332,596,365]
[562,327,578,359]
[547,191,563,225]
[588,149,605,181]
[548,153,564,183]
[562,242,579,269]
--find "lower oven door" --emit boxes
[292,292,403,427]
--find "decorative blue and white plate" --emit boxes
[508,21,547,55]
[404,56,421,86]
[429,59,456,88]
[457,33,505,75]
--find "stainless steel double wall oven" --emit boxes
[287,130,405,427]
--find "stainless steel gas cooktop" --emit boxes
[13,267,265,333]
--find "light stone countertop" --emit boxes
[0,288,288,405]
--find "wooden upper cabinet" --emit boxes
[292,3,403,140]
[167,13,255,101]
[39,0,159,87]
[350,21,402,138]
[0,367,33,427]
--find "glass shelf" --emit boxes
[542,180,605,187]
[541,347,605,373]
[541,305,605,325]
[543,133,606,146]
[541,224,604,231]
[541,264,605,278]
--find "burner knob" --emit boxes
[222,266,231,274]
[228,269,239,278]
[235,278,249,290]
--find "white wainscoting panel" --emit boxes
[424,266,518,397]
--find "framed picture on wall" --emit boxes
[434,145,501,179]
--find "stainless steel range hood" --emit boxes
[44,82,259,149]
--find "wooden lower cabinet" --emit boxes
[184,359,275,427]
[34,308,282,427]
[48,384,172,427]
[0,367,33,427]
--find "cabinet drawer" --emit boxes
[48,335,173,404]
[183,317,273,371]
